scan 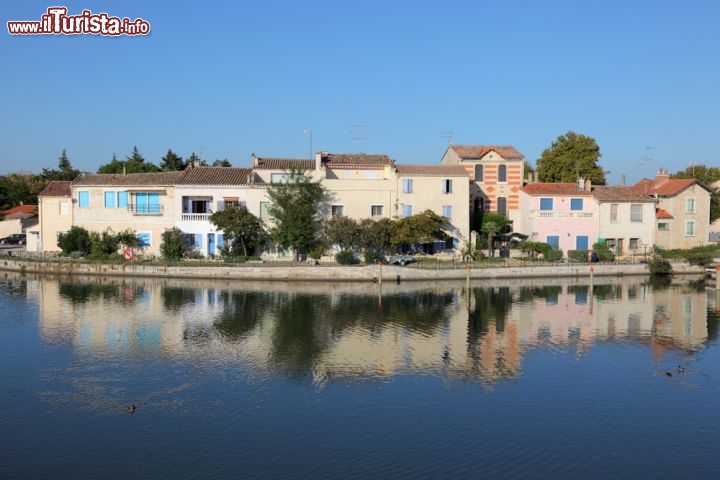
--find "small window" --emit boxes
[498,164,507,182]
[78,191,90,208]
[497,197,507,217]
[631,204,643,222]
[271,173,292,183]
[540,198,553,211]
[547,235,560,249]
[59,201,69,215]
[259,201,270,221]
[402,204,412,217]
[686,197,696,213]
[104,191,116,208]
[686,220,696,236]
[331,205,344,217]
[442,205,452,218]
[570,198,583,211]
[475,164,483,182]
[403,179,413,193]
[610,204,619,223]
[442,179,453,194]
[371,205,383,217]
[629,238,639,250]
[118,192,129,209]
[658,222,669,231]
[137,232,152,248]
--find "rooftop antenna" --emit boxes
[303,128,313,159]
[350,124,371,150]
[640,146,654,179]
[439,131,453,145]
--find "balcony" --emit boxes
[128,204,164,216]
[181,213,211,222]
[533,210,594,219]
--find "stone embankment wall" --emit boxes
[0,257,705,282]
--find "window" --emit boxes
[570,198,583,211]
[104,191,116,208]
[442,179,453,194]
[331,205,344,217]
[686,220,696,236]
[610,204,619,223]
[259,202,270,221]
[547,235,560,249]
[59,201,69,215]
[576,235,589,250]
[137,232,151,248]
[539,198,553,211]
[270,173,292,183]
[402,204,412,217]
[658,222,669,231]
[630,204,643,222]
[498,164,507,182]
[629,238,639,250]
[442,205,452,218]
[686,197,696,213]
[371,205,383,217]
[78,191,90,208]
[497,197,507,217]
[135,192,161,215]
[474,164,483,182]
[403,179,413,193]
[191,199,209,213]
[118,192,128,209]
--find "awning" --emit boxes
[223,197,239,202]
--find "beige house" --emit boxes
[592,185,657,258]
[632,170,712,249]
[36,181,73,252]
[441,145,526,230]
[71,171,184,255]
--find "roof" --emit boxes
[591,185,655,202]
[631,178,708,197]
[521,183,593,196]
[656,208,674,219]
[321,153,394,166]
[177,167,251,186]
[253,158,316,170]
[38,180,72,197]
[448,145,524,160]
[395,164,469,176]
[71,171,184,186]
[1,204,38,219]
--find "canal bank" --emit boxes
[0,257,705,282]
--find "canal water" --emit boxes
[1,272,720,479]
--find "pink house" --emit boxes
[518,181,599,254]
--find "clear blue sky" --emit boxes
[3,0,719,184]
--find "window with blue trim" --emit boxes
[570,198,583,211]
[137,232,151,248]
[104,191,116,208]
[547,235,560,249]
[402,204,412,217]
[135,192,160,214]
[539,198,553,211]
[78,191,90,208]
[403,179,413,193]
[118,192,128,208]
[442,205,452,218]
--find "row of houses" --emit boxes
[31,145,713,258]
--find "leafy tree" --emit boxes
[42,149,80,181]
[160,227,187,260]
[213,158,232,167]
[325,215,359,251]
[481,212,507,257]
[0,172,46,209]
[536,131,606,184]
[186,152,207,167]
[160,149,185,171]
[358,217,393,258]
[97,147,160,173]
[58,226,91,255]
[391,210,448,251]
[209,203,265,257]
[266,168,327,261]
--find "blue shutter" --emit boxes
[576,236,589,250]
[118,192,128,208]
[104,191,116,208]
[78,191,90,208]
[149,193,160,214]
[571,198,583,211]
[547,235,560,249]
[540,198,553,211]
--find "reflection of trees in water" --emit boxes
[646,275,672,291]
[517,285,562,303]
[707,310,720,343]
[466,287,514,379]
[59,283,120,303]
[212,291,274,340]
[1,277,27,299]
[160,287,196,312]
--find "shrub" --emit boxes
[160,227,187,260]
[335,250,358,265]
[568,250,589,263]
[364,249,385,264]
[648,256,673,275]
[58,226,91,256]
[592,242,614,262]
[685,252,714,267]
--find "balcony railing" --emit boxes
[128,204,164,216]
[533,210,594,219]
[181,213,211,222]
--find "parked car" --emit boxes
[388,254,415,266]
[0,233,26,245]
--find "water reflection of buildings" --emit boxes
[19,273,713,386]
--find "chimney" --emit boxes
[578,177,585,190]
[584,178,591,191]
[251,153,258,167]
[655,168,670,185]
[315,151,322,171]
[620,174,626,186]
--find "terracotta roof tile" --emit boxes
[178,167,251,185]
[322,153,393,166]
[656,208,673,219]
[254,158,316,170]
[521,183,593,196]
[449,145,524,160]
[395,164,469,176]
[71,171,184,186]
[591,185,655,202]
[1,205,38,218]
[631,178,702,196]
[38,180,72,197]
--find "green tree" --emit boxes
[266,168,327,261]
[57,226,91,255]
[186,152,208,167]
[42,149,80,181]
[212,158,232,167]
[0,173,46,209]
[160,227,187,260]
[325,215,359,251]
[209,203,265,257]
[391,210,448,251]
[481,212,507,257]
[358,217,393,255]
[97,147,160,173]
[536,131,606,184]
[160,149,185,171]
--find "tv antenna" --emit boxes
[439,131,453,145]
[303,129,313,159]
[640,146,654,179]
[350,124,371,150]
